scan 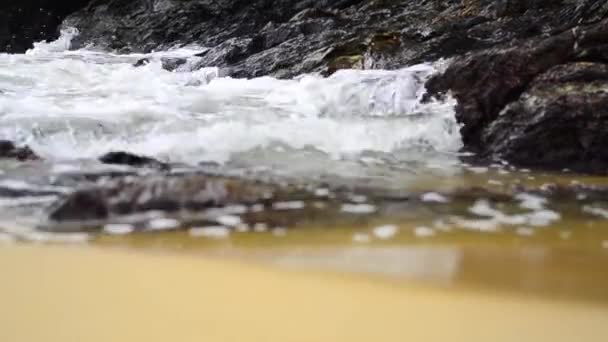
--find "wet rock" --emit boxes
[47,174,278,222]
[426,17,608,173]
[161,57,188,72]
[48,189,109,222]
[0,0,91,53]
[483,62,608,173]
[0,140,39,161]
[63,0,607,78]
[99,151,169,171]
[133,58,150,67]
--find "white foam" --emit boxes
[0,28,461,177]
[373,225,398,240]
[583,205,608,219]
[272,201,306,210]
[456,199,561,231]
[103,223,135,235]
[147,218,180,231]
[341,204,377,214]
[420,192,449,203]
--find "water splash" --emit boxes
[0,28,460,172]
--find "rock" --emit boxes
[426,16,608,173]
[48,189,109,222]
[0,0,91,53]
[160,57,188,72]
[99,151,169,171]
[63,0,608,78]
[133,58,150,67]
[47,174,281,222]
[0,140,40,161]
[483,62,608,173]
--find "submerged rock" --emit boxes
[47,174,281,222]
[0,140,39,161]
[49,189,109,222]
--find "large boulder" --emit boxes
[484,62,608,173]
[0,0,91,53]
[426,15,608,173]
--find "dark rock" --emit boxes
[47,174,280,222]
[99,151,169,171]
[426,16,608,173]
[161,57,188,72]
[133,58,150,67]
[483,62,608,173]
[0,140,40,161]
[425,30,577,149]
[63,0,608,78]
[48,189,109,222]
[0,0,91,53]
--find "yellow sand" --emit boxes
[0,244,607,342]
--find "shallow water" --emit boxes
[0,30,608,312]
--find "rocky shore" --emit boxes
[2,1,608,227]
[2,0,607,173]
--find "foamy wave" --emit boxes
[0,29,460,171]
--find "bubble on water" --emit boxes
[341,204,377,214]
[314,188,330,197]
[103,223,135,235]
[420,192,449,203]
[272,201,305,210]
[516,193,547,211]
[373,225,398,240]
[583,206,608,219]
[216,215,242,227]
[147,218,180,231]
[462,199,560,230]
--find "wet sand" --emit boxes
[1,244,607,342]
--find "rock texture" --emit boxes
[4,0,608,173]
[426,8,608,173]
[46,174,320,223]
[64,0,608,78]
